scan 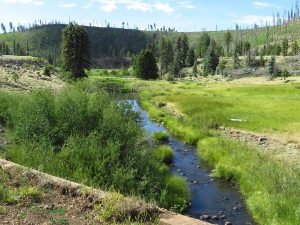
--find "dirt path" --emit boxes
[220,127,300,166]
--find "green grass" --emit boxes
[198,137,300,225]
[137,80,300,143]
[154,145,174,164]
[152,132,169,143]
[160,176,191,213]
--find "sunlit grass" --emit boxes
[198,137,300,225]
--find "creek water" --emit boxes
[128,99,255,225]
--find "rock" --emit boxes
[259,137,267,142]
[225,222,232,225]
[180,173,186,176]
[233,206,238,211]
[220,215,226,219]
[61,186,69,195]
[193,181,197,184]
[212,215,219,220]
[177,169,182,172]
[200,214,211,220]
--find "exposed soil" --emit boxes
[220,127,300,166]
[0,56,64,92]
[0,170,100,225]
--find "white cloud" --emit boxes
[253,1,280,9]
[154,3,174,14]
[177,1,195,9]
[95,0,175,14]
[236,15,273,24]
[3,0,43,4]
[59,3,77,8]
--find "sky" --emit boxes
[0,0,298,31]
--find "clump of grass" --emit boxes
[20,186,42,203]
[0,184,19,204]
[152,132,169,143]
[198,137,300,225]
[159,176,191,213]
[96,192,158,223]
[154,146,174,165]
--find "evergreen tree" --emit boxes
[171,53,181,77]
[291,40,299,55]
[186,48,196,67]
[203,46,219,76]
[224,31,233,56]
[192,62,198,76]
[1,23,6,34]
[61,23,91,79]
[197,32,211,58]
[133,50,158,80]
[181,34,189,66]
[282,38,289,56]
[159,37,173,75]
[233,45,241,69]
[175,36,184,68]
[268,56,276,76]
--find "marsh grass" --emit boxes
[154,146,174,165]
[199,137,300,225]
[152,132,169,143]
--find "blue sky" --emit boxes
[0,0,297,31]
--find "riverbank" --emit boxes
[127,78,300,225]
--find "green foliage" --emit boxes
[152,132,169,143]
[43,64,54,76]
[154,146,174,164]
[281,69,290,80]
[291,40,299,55]
[159,37,174,75]
[203,46,220,76]
[133,50,158,80]
[197,32,210,58]
[224,31,232,56]
[282,38,289,56]
[0,81,190,211]
[11,72,19,83]
[268,56,276,76]
[159,176,191,212]
[186,48,196,67]
[199,137,300,225]
[61,23,91,79]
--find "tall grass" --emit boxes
[0,80,190,212]
[198,137,300,225]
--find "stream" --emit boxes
[129,99,255,225]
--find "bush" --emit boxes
[1,80,189,211]
[152,132,169,143]
[43,64,54,76]
[154,146,174,164]
[159,176,191,212]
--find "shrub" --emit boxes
[152,132,169,143]
[154,146,174,164]
[159,176,191,212]
[1,80,189,211]
[43,64,54,76]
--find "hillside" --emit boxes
[0,25,154,68]
[1,21,300,70]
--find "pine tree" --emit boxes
[233,45,241,69]
[203,46,219,76]
[197,32,210,58]
[291,40,299,55]
[224,31,232,56]
[192,62,198,76]
[181,34,189,66]
[159,37,173,75]
[268,56,276,76]
[187,48,196,67]
[61,23,91,79]
[282,38,289,56]
[133,50,158,80]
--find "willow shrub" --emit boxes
[1,80,190,211]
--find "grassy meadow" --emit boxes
[113,77,300,225]
[134,80,300,144]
